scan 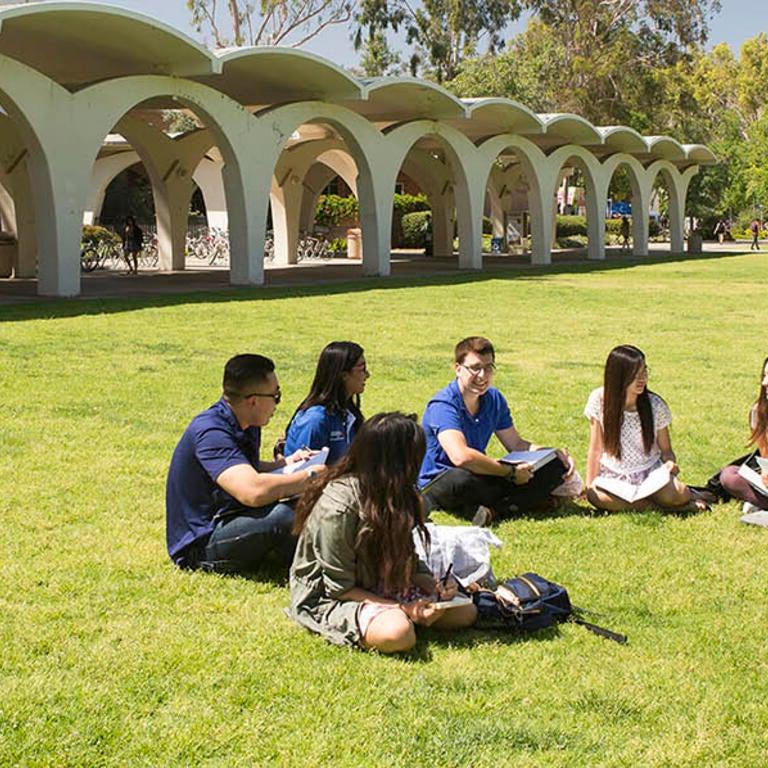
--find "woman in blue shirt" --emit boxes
[284,341,370,464]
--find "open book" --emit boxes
[270,446,329,475]
[737,460,768,498]
[429,594,473,610]
[499,448,557,471]
[593,464,670,503]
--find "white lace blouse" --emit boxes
[584,386,672,475]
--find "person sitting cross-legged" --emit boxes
[418,336,575,524]
[166,353,326,574]
[289,412,476,653]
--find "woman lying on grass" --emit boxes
[585,344,709,513]
[718,356,768,514]
[289,412,477,653]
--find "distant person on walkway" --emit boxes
[166,354,326,574]
[584,344,708,513]
[620,215,631,251]
[289,412,476,653]
[750,219,761,251]
[283,341,369,465]
[418,336,575,525]
[713,219,726,244]
[121,215,144,275]
[718,356,768,514]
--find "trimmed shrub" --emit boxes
[401,211,432,248]
[82,225,120,247]
[556,215,587,237]
[392,193,429,215]
[315,195,359,226]
[328,237,347,254]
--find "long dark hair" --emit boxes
[749,355,768,454]
[602,344,655,459]
[294,412,429,595]
[291,341,365,431]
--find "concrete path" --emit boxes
[0,242,752,306]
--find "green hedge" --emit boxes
[401,211,431,248]
[315,195,359,226]
[556,215,587,237]
[393,193,429,215]
[81,225,120,247]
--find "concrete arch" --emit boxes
[256,101,385,274]
[478,135,551,264]
[646,160,698,253]
[62,75,266,290]
[383,120,481,269]
[0,53,78,293]
[271,140,360,264]
[546,144,604,259]
[85,152,140,226]
[601,153,652,256]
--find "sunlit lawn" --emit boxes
[1,252,766,766]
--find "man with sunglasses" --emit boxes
[166,353,325,573]
[418,337,574,524]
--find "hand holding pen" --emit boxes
[436,562,458,600]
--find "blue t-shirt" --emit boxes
[165,398,261,563]
[284,404,357,465]
[418,380,514,487]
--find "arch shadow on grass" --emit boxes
[0,247,750,323]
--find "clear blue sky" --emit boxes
[71,0,768,68]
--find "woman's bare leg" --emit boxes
[362,608,416,654]
[586,486,651,512]
[430,603,477,630]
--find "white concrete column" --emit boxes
[270,173,304,265]
[431,189,454,257]
[193,159,228,230]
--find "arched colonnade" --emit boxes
[0,3,715,297]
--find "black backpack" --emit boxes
[471,572,627,644]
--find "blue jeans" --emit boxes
[200,502,296,574]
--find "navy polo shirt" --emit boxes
[418,379,514,487]
[284,405,357,465]
[165,398,261,564]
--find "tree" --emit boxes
[187,0,352,48]
[355,0,524,83]
[450,0,721,128]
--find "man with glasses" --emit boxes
[418,337,574,524]
[166,353,325,573]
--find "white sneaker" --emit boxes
[742,502,759,515]
[471,505,493,527]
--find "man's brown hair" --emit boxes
[454,336,495,364]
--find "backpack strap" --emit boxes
[569,612,628,644]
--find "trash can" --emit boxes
[347,228,362,260]
[0,232,18,277]
[687,231,702,254]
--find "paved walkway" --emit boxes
[0,242,752,306]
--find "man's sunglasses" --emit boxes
[243,389,282,404]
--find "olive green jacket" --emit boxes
[288,477,430,647]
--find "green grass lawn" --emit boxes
[2,253,767,767]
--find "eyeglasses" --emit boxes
[460,362,496,377]
[243,389,282,404]
[633,366,650,381]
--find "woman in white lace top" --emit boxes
[584,344,707,512]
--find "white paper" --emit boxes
[270,446,329,475]
[593,464,671,503]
